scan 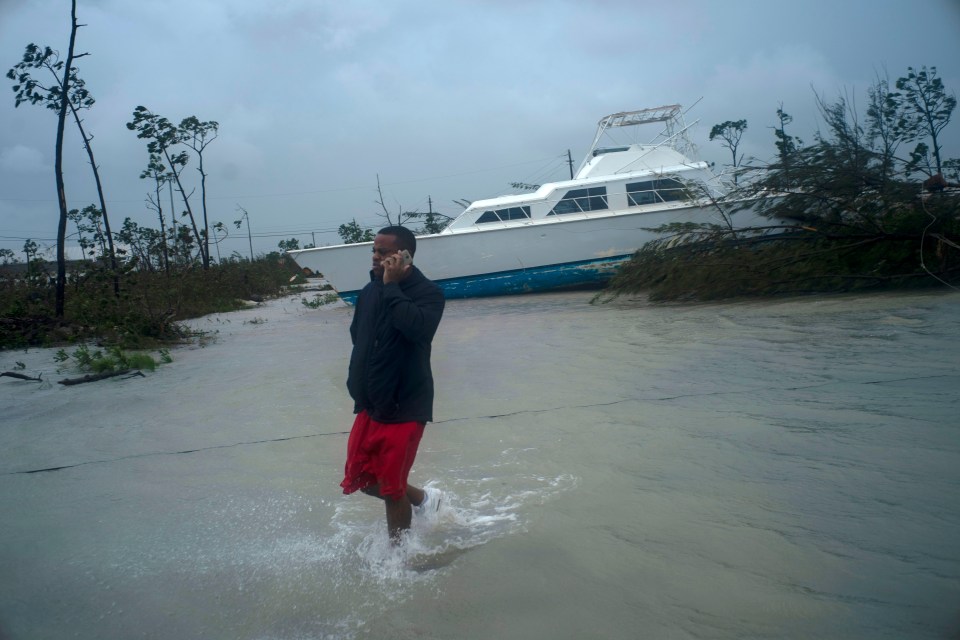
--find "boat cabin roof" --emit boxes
[465,145,700,212]
[576,144,692,179]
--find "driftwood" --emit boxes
[58,369,145,386]
[1,371,43,382]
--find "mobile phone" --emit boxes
[399,249,413,267]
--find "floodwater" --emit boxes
[1,286,958,640]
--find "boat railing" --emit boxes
[596,105,683,130]
[578,104,700,177]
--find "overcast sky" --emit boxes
[2,0,959,259]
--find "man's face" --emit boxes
[371,233,402,278]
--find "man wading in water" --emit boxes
[340,226,445,543]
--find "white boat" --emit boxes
[288,105,775,304]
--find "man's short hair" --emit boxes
[377,226,417,255]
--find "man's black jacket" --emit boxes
[347,266,445,423]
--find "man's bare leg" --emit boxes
[385,495,412,543]
[361,483,426,543]
[406,485,425,507]
[361,483,425,506]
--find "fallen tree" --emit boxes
[603,71,959,302]
[58,369,145,386]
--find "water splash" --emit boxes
[331,474,578,582]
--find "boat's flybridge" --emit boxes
[443,104,720,234]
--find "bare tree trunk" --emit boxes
[375,174,394,225]
[53,0,81,317]
[69,105,119,296]
[168,180,177,263]
[153,184,170,274]
[199,154,210,268]
[164,149,204,264]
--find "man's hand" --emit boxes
[381,251,411,284]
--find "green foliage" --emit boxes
[117,217,165,269]
[18,239,48,283]
[277,238,301,252]
[604,65,959,303]
[22,239,38,265]
[601,227,955,303]
[68,205,107,258]
[302,293,340,308]
[179,116,219,145]
[1,256,301,349]
[415,210,450,235]
[338,219,375,244]
[896,66,956,176]
[178,115,219,268]
[126,105,212,267]
[57,344,166,374]
[709,119,747,184]
[741,85,956,231]
[772,106,802,166]
[6,43,94,113]
[866,73,908,184]
[126,106,183,155]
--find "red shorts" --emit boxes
[340,410,425,500]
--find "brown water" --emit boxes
[1,288,958,639]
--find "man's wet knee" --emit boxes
[361,485,382,498]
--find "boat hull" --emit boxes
[288,201,769,303]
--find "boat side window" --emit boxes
[626,179,690,206]
[476,211,501,223]
[657,178,691,202]
[548,186,608,216]
[498,206,531,220]
[626,181,657,206]
[476,206,531,224]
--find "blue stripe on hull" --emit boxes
[337,255,631,304]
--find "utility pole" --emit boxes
[311,231,316,247]
[236,205,254,261]
[428,195,433,215]
[246,212,253,260]
[566,149,574,179]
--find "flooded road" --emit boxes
[1,288,958,639]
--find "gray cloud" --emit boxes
[1,0,958,256]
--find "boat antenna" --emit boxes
[683,97,704,116]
